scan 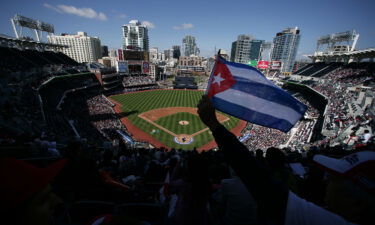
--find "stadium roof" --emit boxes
[309,47,375,62]
[0,34,67,51]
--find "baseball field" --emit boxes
[110,89,245,150]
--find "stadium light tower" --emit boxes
[316,30,359,54]
[11,14,54,42]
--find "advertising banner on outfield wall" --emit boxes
[257,61,269,69]
[143,61,150,74]
[271,61,282,70]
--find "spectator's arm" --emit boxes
[198,95,289,225]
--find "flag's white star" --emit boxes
[213,73,225,86]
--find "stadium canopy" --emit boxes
[316,30,359,53]
[311,30,375,63]
[11,14,54,42]
[0,34,67,51]
[309,47,375,63]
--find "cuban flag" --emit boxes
[207,56,307,132]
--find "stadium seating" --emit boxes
[174,76,198,89]
[296,62,326,76]
[0,46,79,73]
[311,62,342,77]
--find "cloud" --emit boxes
[44,3,107,21]
[141,21,155,28]
[173,23,194,30]
[43,3,62,13]
[118,13,127,19]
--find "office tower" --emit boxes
[231,37,264,63]
[249,40,264,60]
[230,41,237,61]
[172,45,181,59]
[271,27,300,72]
[101,45,109,57]
[232,35,254,64]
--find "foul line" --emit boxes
[190,118,229,136]
[138,114,178,136]
[138,114,230,138]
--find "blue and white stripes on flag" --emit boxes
[206,56,307,132]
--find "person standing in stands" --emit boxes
[0,158,66,225]
[361,130,372,144]
[197,95,375,225]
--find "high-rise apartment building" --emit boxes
[182,35,200,56]
[271,27,300,72]
[48,31,101,63]
[122,20,149,51]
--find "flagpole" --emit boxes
[205,49,220,95]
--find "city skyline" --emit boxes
[0,0,374,58]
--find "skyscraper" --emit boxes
[271,27,300,72]
[48,31,101,63]
[122,20,149,51]
[172,45,181,59]
[249,40,264,60]
[230,41,237,62]
[231,37,264,63]
[101,45,108,57]
[182,35,200,56]
[231,35,253,64]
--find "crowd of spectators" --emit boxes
[294,95,320,118]
[0,70,46,137]
[242,124,289,151]
[123,75,155,87]
[123,85,160,93]
[121,75,159,93]
[1,103,374,225]
[61,90,128,146]
[309,66,374,147]
[86,95,125,140]
[288,120,316,150]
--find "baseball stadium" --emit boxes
[1,11,375,225]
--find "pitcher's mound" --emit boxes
[179,120,189,125]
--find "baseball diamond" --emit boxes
[110,89,246,150]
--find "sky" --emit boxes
[0,0,374,58]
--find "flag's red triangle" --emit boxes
[207,59,236,97]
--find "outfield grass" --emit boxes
[110,89,239,150]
